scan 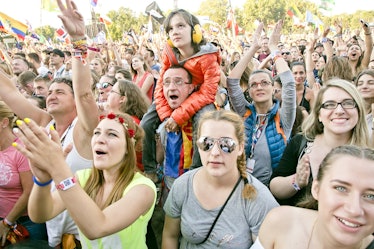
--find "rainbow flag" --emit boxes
[0,12,28,40]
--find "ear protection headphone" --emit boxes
[166,13,203,48]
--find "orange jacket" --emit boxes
[154,43,221,126]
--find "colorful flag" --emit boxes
[145,1,165,25]
[99,15,112,26]
[0,20,7,33]
[0,12,28,40]
[41,0,59,12]
[305,10,323,29]
[91,0,98,7]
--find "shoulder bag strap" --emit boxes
[196,176,242,245]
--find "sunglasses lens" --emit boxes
[219,138,236,153]
[197,137,236,153]
[197,137,214,152]
[96,82,112,89]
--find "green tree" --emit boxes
[196,0,229,27]
[34,25,56,41]
[106,7,145,41]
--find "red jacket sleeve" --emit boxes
[171,52,220,125]
[154,48,173,121]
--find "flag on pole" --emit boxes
[305,10,323,29]
[0,12,28,40]
[41,0,59,12]
[145,1,165,25]
[90,0,98,7]
[99,15,112,26]
[0,20,7,33]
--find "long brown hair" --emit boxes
[83,113,140,209]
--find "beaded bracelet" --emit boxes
[291,175,301,191]
[33,175,53,187]
[273,54,283,63]
[87,46,100,52]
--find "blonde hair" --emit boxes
[0,101,16,127]
[301,79,369,147]
[197,110,256,200]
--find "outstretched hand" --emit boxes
[13,118,67,179]
[250,22,264,51]
[268,20,283,51]
[57,0,85,39]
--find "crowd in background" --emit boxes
[0,0,374,248]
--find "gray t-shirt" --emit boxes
[164,169,279,249]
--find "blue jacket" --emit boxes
[244,100,287,169]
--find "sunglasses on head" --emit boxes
[96,82,113,89]
[197,136,237,153]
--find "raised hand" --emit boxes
[268,20,283,52]
[295,154,311,188]
[56,0,85,39]
[250,22,264,52]
[13,118,66,179]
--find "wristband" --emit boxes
[273,54,283,63]
[56,176,77,191]
[321,37,328,43]
[270,50,281,60]
[291,175,301,191]
[33,176,53,187]
[87,46,100,52]
[3,218,15,227]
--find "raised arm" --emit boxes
[57,0,99,159]
[227,23,263,116]
[361,19,373,68]
[305,28,318,88]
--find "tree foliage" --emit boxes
[196,0,229,27]
[34,25,56,41]
[106,7,146,41]
[34,0,374,41]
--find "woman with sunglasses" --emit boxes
[252,145,374,249]
[162,110,279,248]
[270,79,369,206]
[96,74,116,111]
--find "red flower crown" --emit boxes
[99,113,135,138]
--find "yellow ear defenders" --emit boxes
[192,24,203,44]
[167,24,203,48]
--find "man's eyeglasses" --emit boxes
[282,52,291,55]
[96,82,114,89]
[320,99,357,110]
[249,80,272,89]
[163,77,190,87]
[197,136,237,153]
[110,89,122,95]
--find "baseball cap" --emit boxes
[49,49,65,58]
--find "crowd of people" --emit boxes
[0,0,373,248]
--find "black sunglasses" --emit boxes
[197,136,237,153]
[282,52,291,55]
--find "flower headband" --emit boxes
[99,113,135,138]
